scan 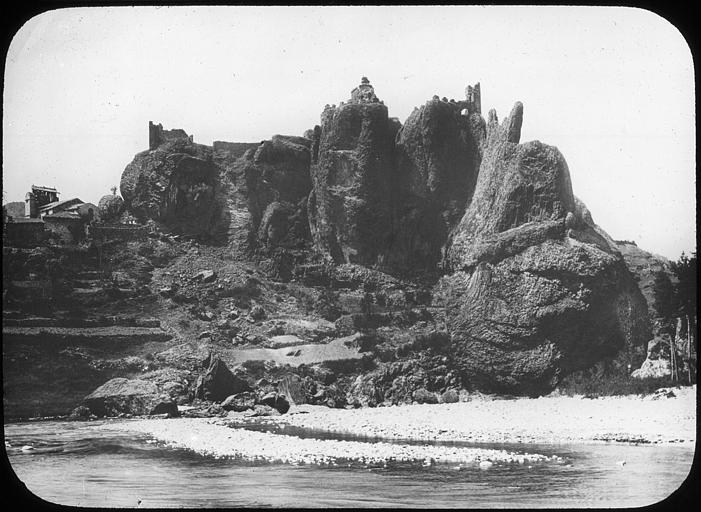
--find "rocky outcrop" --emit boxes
[447,103,574,269]
[631,357,671,379]
[438,102,649,395]
[83,378,179,417]
[97,194,124,224]
[259,391,291,414]
[110,79,654,398]
[121,126,313,253]
[276,373,306,405]
[120,135,221,236]
[615,240,676,361]
[194,355,251,402]
[391,89,484,270]
[221,391,256,412]
[308,78,398,265]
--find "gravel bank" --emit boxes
[97,386,695,467]
[101,418,563,467]
[258,386,696,445]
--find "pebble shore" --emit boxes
[98,386,695,467]
[260,386,697,445]
[103,418,563,467]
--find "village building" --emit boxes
[4,185,99,246]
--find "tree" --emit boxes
[652,270,676,322]
[652,270,679,380]
[671,252,697,322]
[670,252,697,383]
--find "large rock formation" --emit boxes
[308,78,398,265]
[121,125,313,253]
[439,103,649,394]
[194,355,251,402]
[614,240,679,364]
[391,86,484,270]
[120,132,221,236]
[245,135,313,252]
[116,78,652,396]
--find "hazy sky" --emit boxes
[3,6,695,260]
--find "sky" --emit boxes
[2,6,695,260]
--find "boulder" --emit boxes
[221,391,256,412]
[246,404,281,417]
[195,356,251,402]
[258,392,290,414]
[276,373,306,405]
[68,405,92,421]
[439,102,649,395]
[83,378,178,417]
[412,388,438,404]
[440,389,460,404]
[149,401,180,417]
[97,194,124,223]
[347,373,384,408]
[631,358,672,379]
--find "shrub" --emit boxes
[558,368,675,397]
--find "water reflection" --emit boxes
[4,420,694,508]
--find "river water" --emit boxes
[4,419,695,508]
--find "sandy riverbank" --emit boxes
[98,386,695,466]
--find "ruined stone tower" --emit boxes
[465,82,481,114]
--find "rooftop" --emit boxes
[38,198,84,212]
[32,185,59,193]
[44,211,81,220]
[10,217,44,224]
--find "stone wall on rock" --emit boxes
[90,224,148,244]
[149,121,193,151]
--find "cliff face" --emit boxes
[391,93,484,271]
[308,80,398,266]
[614,241,677,360]
[117,78,651,395]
